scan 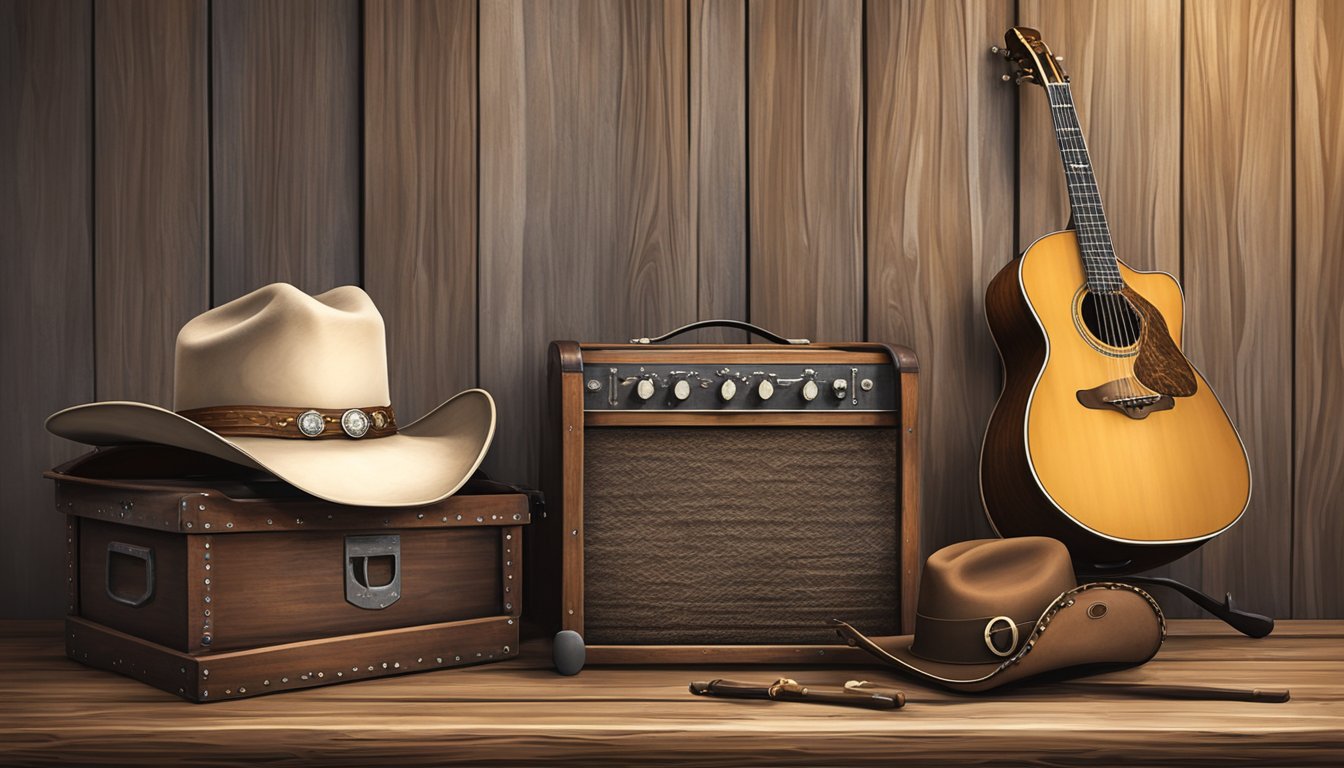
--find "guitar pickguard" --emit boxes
[1121,287,1199,397]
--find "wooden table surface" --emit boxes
[1,619,1340,765]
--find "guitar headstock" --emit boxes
[992,27,1068,87]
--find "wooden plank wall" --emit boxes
[0,0,93,619]
[748,0,864,342]
[94,0,209,407]
[867,0,1016,554]
[1,0,1339,620]
[479,0,696,484]
[1182,0,1294,617]
[1294,0,1344,618]
[211,0,361,304]
[364,0,479,418]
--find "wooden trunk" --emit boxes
[48,446,529,702]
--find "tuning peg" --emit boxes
[1055,55,1065,63]
[990,45,1012,59]
[1017,73,1036,85]
[1001,73,1013,82]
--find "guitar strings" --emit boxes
[1059,80,1146,398]
[1048,83,1131,400]
[1050,82,1144,401]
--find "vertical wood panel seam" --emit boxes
[481,0,486,387]
[89,0,98,399]
[207,0,216,308]
[688,0,696,323]
[1178,0,1185,287]
[1012,0,1021,259]
[743,0,751,326]
[860,0,868,341]
[357,0,365,289]
[1288,0,1297,616]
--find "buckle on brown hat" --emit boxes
[983,615,1019,657]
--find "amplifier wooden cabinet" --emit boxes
[530,321,919,671]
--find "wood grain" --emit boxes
[94,0,209,405]
[0,0,93,619]
[1015,0,1199,611]
[1007,236,1249,545]
[77,520,189,651]
[1016,0,1181,273]
[747,0,863,342]
[211,0,360,305]
[364,0,478,421]
[690,0,748,343]
[1294,0,1344,618]
[898,370,921,631]
[866,0,1015,557]
[1182,0,1293,618]
[66,614,519,703]
[2,0,1342,623]
[1,619,1342,764]
[479,0,695,486]
[209,528,501,651]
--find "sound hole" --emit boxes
[1079,290,1141,348]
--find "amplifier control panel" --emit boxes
[581,363,897,412]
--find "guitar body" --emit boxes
[981,231,1251,572]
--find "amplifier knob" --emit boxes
[673,379,692,401]
[757,379,775,400]
[719,379,737,401]
[832,378,848,398]
[636,378,656,400]
[801,380,819,401]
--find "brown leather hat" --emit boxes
[832,537,1165,691]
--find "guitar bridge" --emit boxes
[1076,380,1174,420]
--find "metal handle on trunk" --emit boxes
[345,534,402,610]
[106,541,155,607]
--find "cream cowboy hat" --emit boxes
[46,283,495,507]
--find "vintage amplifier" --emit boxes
[47,444,529,702]
[531,320,919,671]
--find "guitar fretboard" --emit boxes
[1046,82,1124,292]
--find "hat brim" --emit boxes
[44,390,495,508]
[832,583,1165,692]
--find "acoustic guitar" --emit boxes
[979,28,1251,574]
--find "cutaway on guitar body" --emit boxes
[980,231,1251,573]
[982,27,1250,574]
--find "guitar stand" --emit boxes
[1076,573,1275,638]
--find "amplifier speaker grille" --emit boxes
[582,427,901,645]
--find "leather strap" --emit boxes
[908,612,1037,664]
[178,404,398,439]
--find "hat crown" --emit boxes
[173,283,390,411]
[916,537,1076,621]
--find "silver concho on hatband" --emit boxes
[341,408,371,438]
[297,410,326,437]
[984,615,1019,658]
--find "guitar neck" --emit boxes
[1045,82,1124,292]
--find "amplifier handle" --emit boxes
[631,319,809,346]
